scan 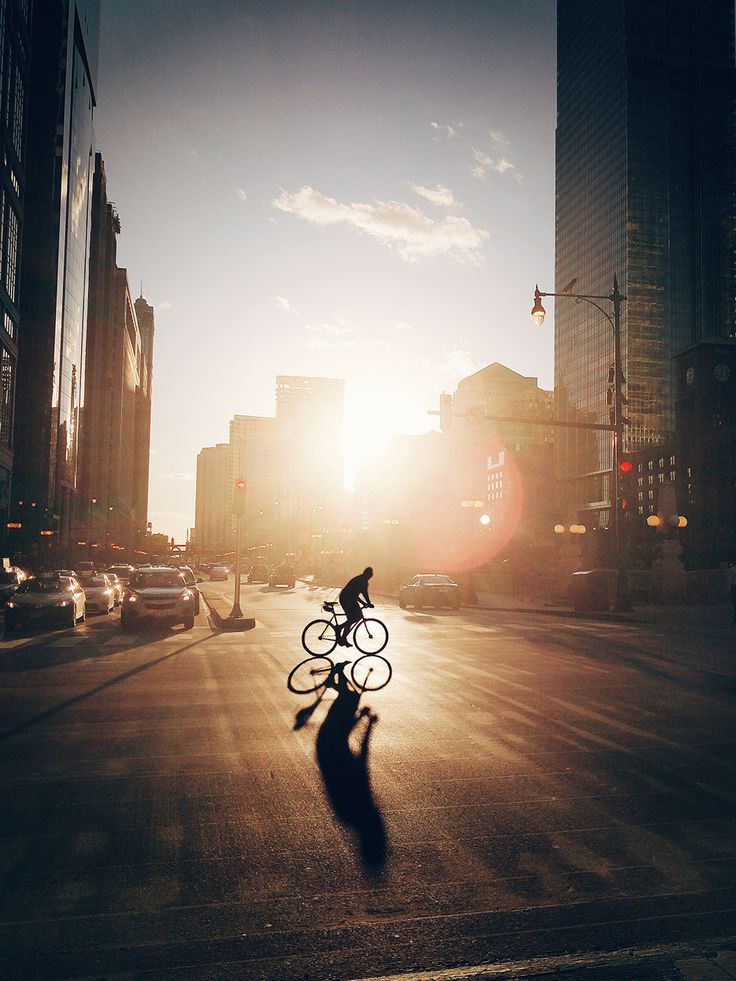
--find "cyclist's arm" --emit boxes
[361,587,373,608]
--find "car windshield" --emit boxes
[0,572,17,584]
[419,575,454,585]
[82,576,107,586]
[18,578,71,594]
[129,570,184,589]
[178,568,194,583]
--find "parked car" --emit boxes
[106,572,124,606]
[172,565,202,615]
[0,567,26,609]
[209,565,228,581]
[248,562,269,583]
[107,564,136,586]
[78,573,115,614]
[121,567,196,631]
[269,563,295,589]
[399,573,461,610]
[5,574,86,631]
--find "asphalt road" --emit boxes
[0,580,735,980]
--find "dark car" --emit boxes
[107,564,136,587]
[121,567,195,631]
[399,573,461,610]
[269,564,295,589]
[248,562,269,583]
[172,565,202,615]
[0,568,25,608]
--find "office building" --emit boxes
[78,153,154,553]
[228,414,279,552]
[275,375,344,552]
[0,0,32,546]
[555,0,736,526]
[12,0,100,550]
[194,443,231,553]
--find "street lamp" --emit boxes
[532,276,630,611]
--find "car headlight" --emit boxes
[6,601,15,608]
[125,594,138,604]
[58,600,71,607]
[180,589,193,601]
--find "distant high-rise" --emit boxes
[194,443,230,553]
[555,0,736,524]
[228,415,279,551]
[275,376,344,552]
[0,0,32,545]
[13,0,100,548]
[78,154,154,551]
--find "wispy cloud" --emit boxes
[434,348,483,381]
[156,301,172,311]
[275,296,296,314]
[471,147,516,178]
[430,120,461,139]
[235,187,248,202]
[272,185,487,264]
[489,129,510,145]
[395,320,415,331]
[305,320,353,337]
[408,183,458,208]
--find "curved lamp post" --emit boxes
[532,276,630,611]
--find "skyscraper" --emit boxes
[194,443,230,553]
[13,0,100,550]
[0,0,32,545]
[555,0,736,524]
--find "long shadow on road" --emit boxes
[0,633,216,743]
[313,665,388,876]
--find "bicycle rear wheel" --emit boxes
[352,617,389,654]
[301,618,338,656]
[351,654,392,692]
[288,656,333,694]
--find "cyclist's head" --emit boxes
[363,566,373,578]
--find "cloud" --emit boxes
[434,348,484,381]
[408,183,458,208]
[235,187,247,202]
[158,472,195,481]
[156,300,172,310]
[275,296,296,314]
[305,321,353,337]
[272,185,487,263]
[395,320,415,331]
[430,120,460,139]
[471,147,519,180]
[489,129,509,145]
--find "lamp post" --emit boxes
[532,276,630,611]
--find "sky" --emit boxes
[94,0,558,542]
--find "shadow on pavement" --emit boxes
[314,664,388,876]
[0,633,216,742]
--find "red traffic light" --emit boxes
[235,478,246,491]
[619,460,633,474]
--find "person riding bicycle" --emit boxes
[336,566,374,647]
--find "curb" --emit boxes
[201,593,256,632]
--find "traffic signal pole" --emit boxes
[229,516,243,619]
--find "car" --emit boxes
[121,566,196,631]
[107,564,136,587]
[53,568,77,578]
[398,573,461,610]
[76,560,96,575]
[248,562,269,583]
[106,572,124,606]
[5,574,86,631]
[171,564,202,614]
[210,565,228,581]
[269,563,295,589]
[78,572,115,614]
[0,567,26,609]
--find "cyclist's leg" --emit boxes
[338,602,360,645]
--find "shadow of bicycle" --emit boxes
[313,665,388,875]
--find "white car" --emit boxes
[78,573,115,614]
[106,573,124,606]
[5,575,86,631]
[209,565,228,581]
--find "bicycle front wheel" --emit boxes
[301,618,338,656]
[351,654,392,692]
[288,656,334,694]
[352,617,389,654]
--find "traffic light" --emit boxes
[618,458,635,510]
[232,477,247,517]
[439,393,453,431]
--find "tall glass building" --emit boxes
[12,0,100,550]
[555,0,736,524]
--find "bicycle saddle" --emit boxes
[323,601,337,611]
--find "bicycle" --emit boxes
[301,600,388,657]
[287,650,392,694]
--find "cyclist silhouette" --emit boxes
[336,566,373,647]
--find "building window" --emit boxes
[4,203,18,301]
[0,345,14,448]
[648,460,653,470]
[669,455,676,466]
